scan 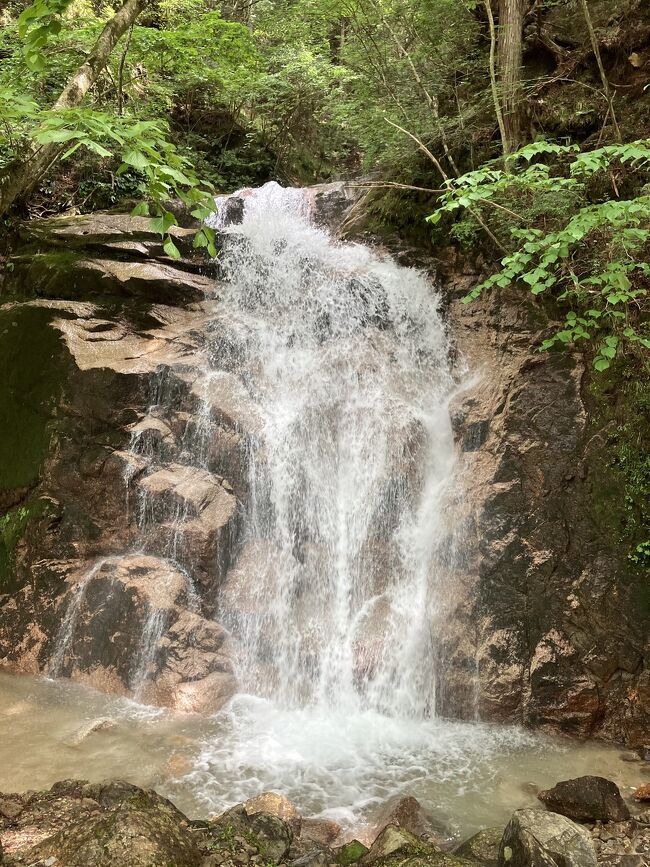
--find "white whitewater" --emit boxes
[175,183,478,823]
[208,183,457,717]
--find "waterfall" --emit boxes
[46,183,468,819]
[206,182,459,718]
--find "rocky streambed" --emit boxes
[1,774,649,867]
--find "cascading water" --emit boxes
[12,183,641,840]
[207,183,459,719]
[165,182,476,825]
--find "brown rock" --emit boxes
[368,795,431,839]
[301,818,342,847]
[245,792,302,835]
[538,776,630,823]
[632,785,650,802]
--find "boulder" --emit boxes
[32,792,202,867]
[0,781,201,867]
[245,792,302,835]
[210,804,293,862]
[499,809,597,867]
[335,840,369,865]
[359,825,436,864]
[538,776,630,823]
[300,817,343,847]
[453,827,502,865]
[369,795,432,839]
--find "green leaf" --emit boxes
[593,357,611,371]
[163,236,181,259]
[131,202,150,217]
[122,149,150,171]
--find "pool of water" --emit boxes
[0,671,645,842]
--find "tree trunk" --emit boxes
[497,0,526,154]
[0,0,148,217]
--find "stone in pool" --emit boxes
[538,776,630,823]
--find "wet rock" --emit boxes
[499,809,597,867]
[48,556,236,713]
[359,825,437,864]
[445,277,650,743]
[300,818,342,847]
[538,776,630,823]
[210,804,293,862]
[219,196,246,227]
[32,790,202,866]
[453,827,502,865]
[65,716,117,745]
[369,795,432,839]
[192,372,262,439]
[244,792,302,836]
[290,851,335,867]
[619,752,641,763]
[632,785,650,802]
[335,840,369,865]
[137,463,238,594]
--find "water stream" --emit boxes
[4,183,646,839]
[208,183,458,717]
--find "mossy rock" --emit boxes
[209,804,292,862]
[335,840,369,865]
[359,826,437,865]
[453,827,502,865]
[32,798,202,867]
[0,304,69,493]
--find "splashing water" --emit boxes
[18,183,643,836]
[207,183,459,717]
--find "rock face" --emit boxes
[538,777,630,824]
[440,273,650,745]
[499,808,598,867]
[0,199,648,744]
[0,213,241,712]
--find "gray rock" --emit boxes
[499,809,597,867]
[538,776,630,823]
[210,804,293,862]
[31,787,202,866]
[453,827,502,865]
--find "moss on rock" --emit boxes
[0,305,68,493]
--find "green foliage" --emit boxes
[17,0,73,70]
[1,2,218,254]
[429,140,650,371]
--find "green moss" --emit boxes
[336,840,369,866]
[0,497,53,591]
[0,304,68,491]
[588,364,650,613]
